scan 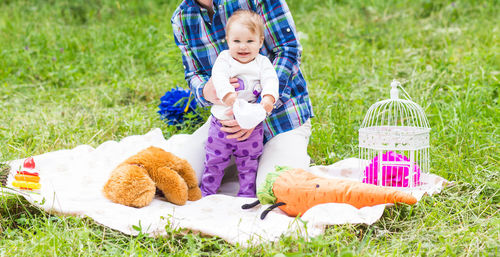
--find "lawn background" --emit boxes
[0,0,498,256]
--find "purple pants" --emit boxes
[200,116,264,197]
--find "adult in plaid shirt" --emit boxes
[171,0,314,189]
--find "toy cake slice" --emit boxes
[12,157,41,192]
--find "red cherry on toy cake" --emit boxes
[23,157,36,169]
[18,157,39,176]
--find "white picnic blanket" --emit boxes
[1,128,448,247]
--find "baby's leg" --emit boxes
[234,124,264,197]
[200,118,233,196]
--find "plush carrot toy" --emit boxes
[243,167,417,219]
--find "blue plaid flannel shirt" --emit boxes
[171,0,313,142]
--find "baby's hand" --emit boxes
[222,92,237,106]
[260,95,275,114]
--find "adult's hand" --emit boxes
[220,118,256,141]
[203,77,240,104]
[206,77,252,140]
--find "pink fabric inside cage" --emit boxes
[363,151,421,187]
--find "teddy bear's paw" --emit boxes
[188,186,202,201]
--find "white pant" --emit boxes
[168,119,311,195]
[256,120,311,186]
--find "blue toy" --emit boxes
[158,87,199,125]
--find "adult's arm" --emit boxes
[171,22,212,107]
[254,0,303,109]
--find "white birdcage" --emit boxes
[359,80,430,188]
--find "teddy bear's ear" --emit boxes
[102,164,156,208]
[153,166,189,205]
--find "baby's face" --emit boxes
[226,22,263,64]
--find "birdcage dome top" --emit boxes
[360,80,430,129]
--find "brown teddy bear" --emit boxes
[103,146,202,207]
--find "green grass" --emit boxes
[1,0,498,256]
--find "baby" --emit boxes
[200,10,279,197]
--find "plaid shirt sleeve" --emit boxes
[254,0,302,109]
[171,19,212,107]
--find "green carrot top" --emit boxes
[256,166,292,205]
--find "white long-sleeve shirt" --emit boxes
[211,50,279,120]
